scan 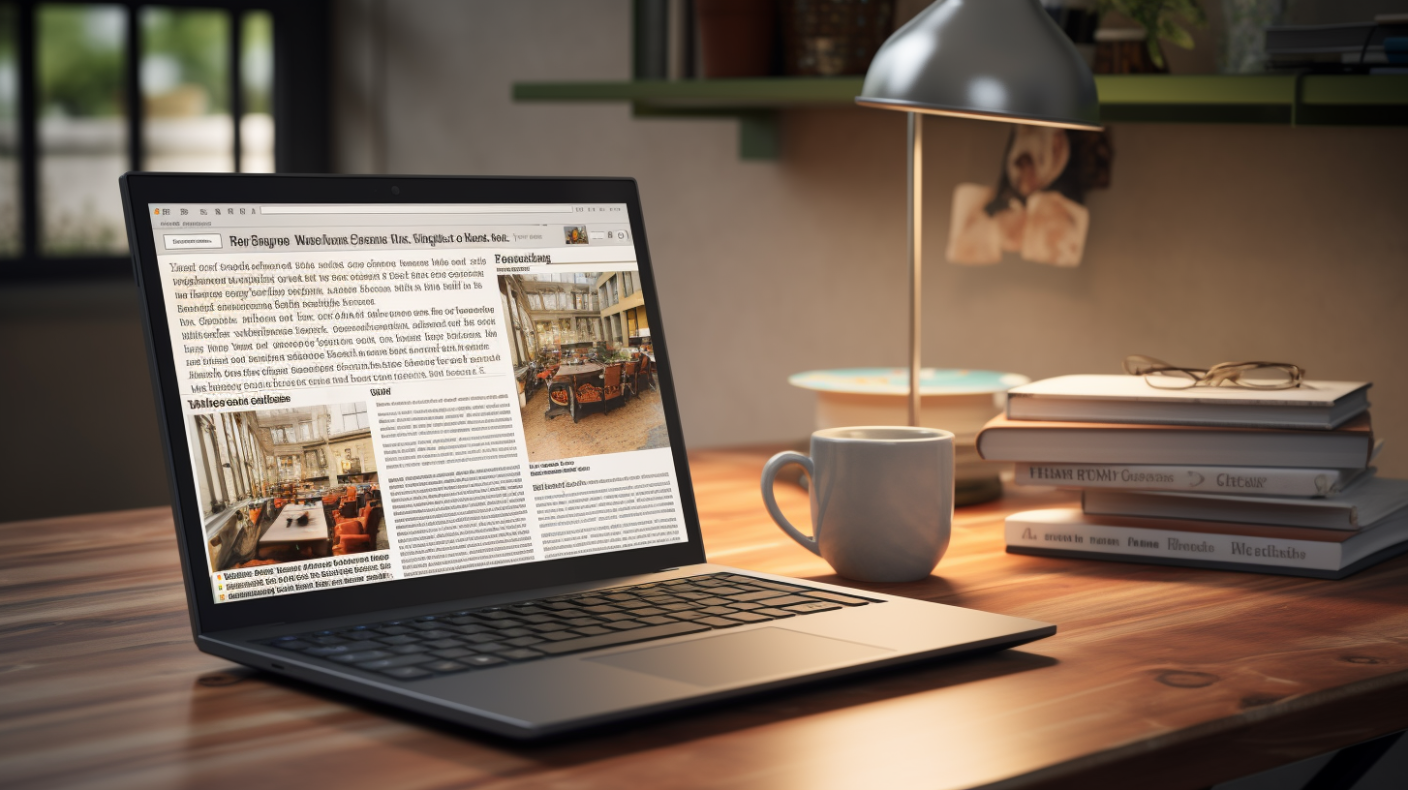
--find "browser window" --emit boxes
[148,203,685,603]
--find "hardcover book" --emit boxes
[1005,375,1370,429]
[1014,462,1369,497]
[1081,476,1408,531]
[976,414,1375,470]
[1005,507,1408,579]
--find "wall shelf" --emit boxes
[512,74,1408,159]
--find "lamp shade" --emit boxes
[856,0,1101,130]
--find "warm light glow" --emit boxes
[855,98,1103,131]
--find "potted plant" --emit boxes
[1097,0,1207,70]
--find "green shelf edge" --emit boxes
[512,74,1408,158]
[514,74,1408,109]
[515,77,866,107]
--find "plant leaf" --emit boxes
[1158,19,1196,50]
[1146,36,1166,68]
[1169,0,1209,26]
[1098,0,1206,63]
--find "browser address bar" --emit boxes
[260,204,576,215]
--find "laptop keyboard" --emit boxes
[265,573,879,680]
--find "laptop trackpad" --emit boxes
[586,627,892,688]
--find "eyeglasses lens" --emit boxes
[1234,365,1298,389]
[1124,356,1168,376]
[1144,370,1201,389]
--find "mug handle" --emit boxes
[761,451,819,556]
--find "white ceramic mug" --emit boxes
[761,426,954,582]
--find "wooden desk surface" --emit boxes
[4,446,1408,790]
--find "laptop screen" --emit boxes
[146,201,688,605]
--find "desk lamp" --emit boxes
[856,0,1102,425]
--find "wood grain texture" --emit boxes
[3,446,1408,790]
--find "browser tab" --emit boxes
[163,233,222,250]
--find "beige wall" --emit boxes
[333,0,1408,477]
[2,1,1401,525]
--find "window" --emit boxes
[277,454,298,480]
[335,402,369,433]
[4,1,329,279]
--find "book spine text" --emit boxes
[1004,517,1341,570]
[1014,463,1348,496]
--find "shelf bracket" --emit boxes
[737,112,780,160]
[1292,71,1307,127]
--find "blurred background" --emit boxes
[1,0,1404,522]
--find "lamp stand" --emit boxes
[907,112,923,427]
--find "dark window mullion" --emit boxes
[127,3,141,172]
[18,1,36,260]
[3,1,329,280]
[230,8,241,172]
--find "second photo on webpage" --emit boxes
[499,270,667,463]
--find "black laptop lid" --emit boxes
[121,174,705,634]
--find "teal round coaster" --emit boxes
[788,368,1029,396]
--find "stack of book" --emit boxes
[1264,13,1408,71]
[976,375,1408,579]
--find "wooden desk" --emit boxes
[3,446,1408,789]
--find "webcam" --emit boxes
[391,185,401,195]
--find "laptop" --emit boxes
[119,173,1055,739]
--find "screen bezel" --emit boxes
[120,173,707,634]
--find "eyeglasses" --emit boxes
[1122,355,1305,390]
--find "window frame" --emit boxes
[3,0,329,281]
